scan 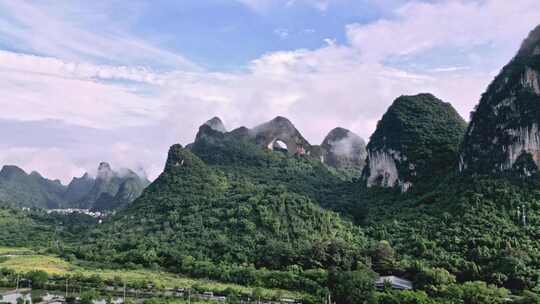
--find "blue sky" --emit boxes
[127,0,391,69]
[0,0,539,182]
[0,0,401,69]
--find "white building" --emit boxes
[375,276,413,290]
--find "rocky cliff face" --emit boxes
[91,174,149,211]
[204,117,227,133]
[250,116,312,155]
[460,25,540,176]
[194,117,227,144]
[191,117,370,177]
[363,93,467,192]
[190,116,367,177]
[68,162,150,211]
[321,127,366,175]
[192,116,313,156]
[64,173,94,203]
[76,162,117,208]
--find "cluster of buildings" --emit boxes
[46,208,105,219]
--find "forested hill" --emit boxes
[362,93,467,192]
[74,110,540,303]
[189,124,360,214]
[80,144,365,270]
[0,162,149,211]
[0,165,66,209]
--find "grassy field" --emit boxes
[0,246,35,255]
[0,249,305,300]
[0,255,71,275]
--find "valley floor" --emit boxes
[0,247,306,301]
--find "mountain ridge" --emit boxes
[0,162,149,211]
[460,24,540,176]
[192,116,368,176]
[79,143,366,272]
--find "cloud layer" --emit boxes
[1,0,540,183]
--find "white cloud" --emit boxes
[155,44,472,142]
[107,142,165,181]
[239,0,331,12]
[0,64,166,129]
[346,0,540,64]
[236,0,275,12]
[286,0,330,11]
[0,1,197,69]
[1,0,540,183]
[274,29,290,39]
[430,66,470,73]
[0,143,168,184]
[0,51,167,85]
[0,147,86,183]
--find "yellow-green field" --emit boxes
[0,255,71,275]
[0,246,35,255]
[0,248,305,300]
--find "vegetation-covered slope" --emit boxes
[190,126,361,215]
[0,207,97,247]
[320,127,366,178]
[79,145,365,271]
[0,165,66,209]
[72,162,150,211]
[362,93,467,192]
[63,173,95,204]
[0,162,149,211]
[356,175,540,291]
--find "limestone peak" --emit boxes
[363,93,466,192]
[460,24,540,176]
[204,117,227,133]
[517,24,540,57]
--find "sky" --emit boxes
[0,0,540,183]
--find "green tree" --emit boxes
[377,290,437,304]
[517,291,540,304]
[415,267,456,294]
[251,287,264,302]
[80,290,99,304]
[26,270,48,289]
[445,281,508,304]
[329,268,376,304]
[371,241,396,275]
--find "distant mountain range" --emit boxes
[0,165,66,209]
[0,162,149,211]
